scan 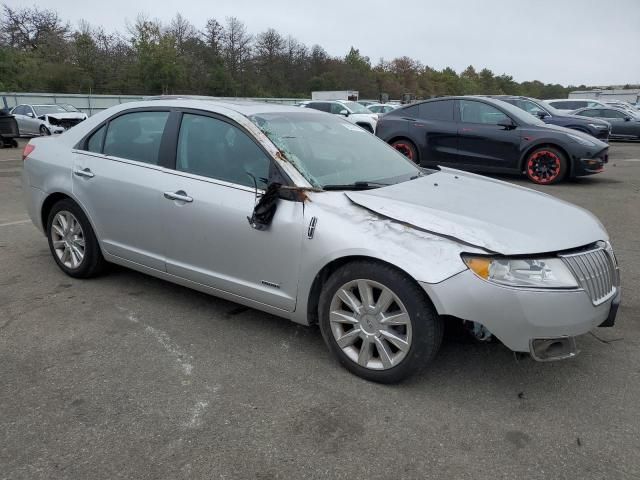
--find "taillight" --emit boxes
[22,143,35,161]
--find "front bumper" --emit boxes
[422,269,619,353]
[573,148,609,177]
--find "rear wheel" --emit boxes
[46,199,105,278]
[319,261,443,383]
[524,147,567,185]
[391,139,418,164]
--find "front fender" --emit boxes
[291,192,480,324]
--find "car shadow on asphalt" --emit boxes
[104,263,608,395]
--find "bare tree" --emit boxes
[222,16,252,94]
[0,5,69,50]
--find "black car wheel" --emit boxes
[525,147,567,185]
[40,125,51,136]
[391,140,418,164]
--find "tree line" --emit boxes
[0,5,594,100]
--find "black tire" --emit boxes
[46,199,105,278]
[524,146,567,185]
[319,261,443,383]
[40,125,51,136]
[390,139,419,164]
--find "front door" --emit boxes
[163,112,305,311]
[455,99,520,170]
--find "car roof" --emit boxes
[139,97,316,116]
[546,98,604,103]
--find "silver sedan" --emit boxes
[21,99,621,383]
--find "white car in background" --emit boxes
[366,103,400,118]
[10,104,87,136]
[300,100,377,133]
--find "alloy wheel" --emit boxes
[527,150,561,184]
[329,279,412,370]
[50,210,85,269]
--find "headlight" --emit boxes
[588,123,607,129]
[567,133,596,147]
[462,255,578,289]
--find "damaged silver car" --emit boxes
[21,99,621,383]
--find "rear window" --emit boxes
[103,111,169,165]
[418,100,454,121]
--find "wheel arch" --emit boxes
[305,255,433,326]
[520,142,573,178]
[40,192,100,242]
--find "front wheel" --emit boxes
[40,125,51,136]
[524,147,567,185]
[319,261,443,383]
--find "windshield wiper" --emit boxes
[322,181,391,191]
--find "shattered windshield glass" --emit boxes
[249,112,421,188]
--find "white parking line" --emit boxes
[0,219,31,228]
[622,159,640,162]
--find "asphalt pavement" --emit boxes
[1,140,639,479]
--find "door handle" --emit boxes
[73,168,95,178]
[164,190,193,203]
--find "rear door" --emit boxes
[162,111,305,311]
[455,99,521,171]
[411,99,457,166]
[72,109,173,271]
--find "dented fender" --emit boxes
[290,191,484,325]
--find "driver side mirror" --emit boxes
[339,109,349,117]
[497,118,516,130]
[536,111,550,119]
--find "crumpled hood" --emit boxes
[44,113,86,120]
[345,168,608,255]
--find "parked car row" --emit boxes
[570,106,640,140]
[10,103,87,136]
[21,97,621,382]
[298,100,378,132]
[376,96,610,185]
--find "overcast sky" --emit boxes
[8,0,640,86]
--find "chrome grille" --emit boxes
[560,246,617,305]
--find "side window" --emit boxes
[86,125,106,153]
[308,103,330,113]
[368,105,381,113]
[518,100,546,116]
[27,106,36,116]
[176,113,270,188]
[418,100,454,121]
[401,105,419,117]
[578,109,599,117]
[13,105,24,115]
[459,100,509,125]
[103,111,169,165]
[602,109,627,119]
[330,103,346,114]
